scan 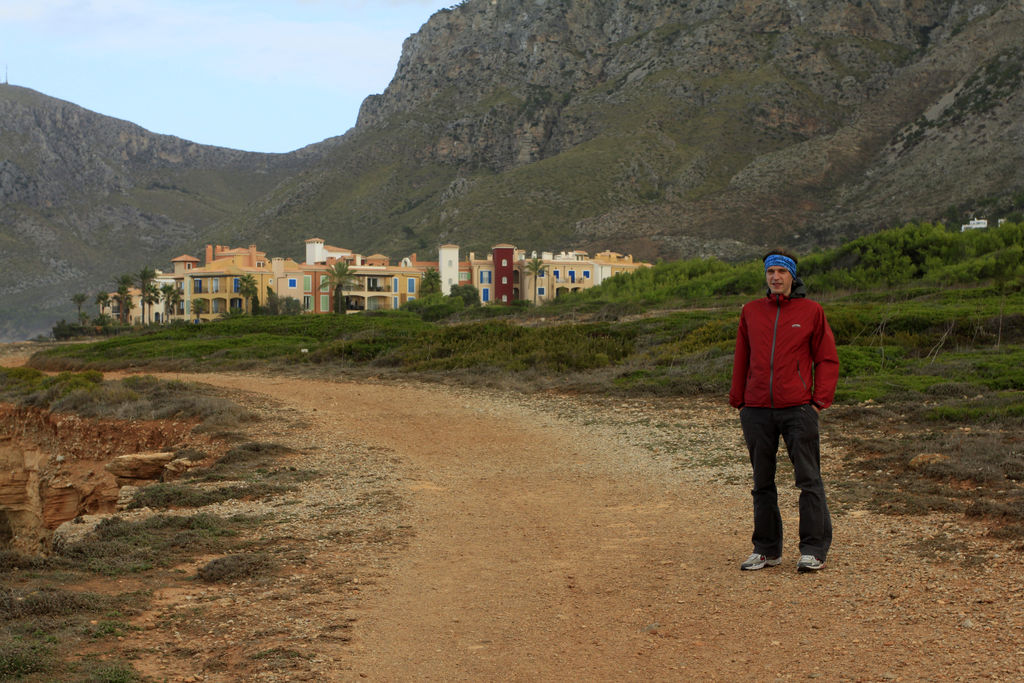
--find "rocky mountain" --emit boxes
[0,85,320,340]
[2,0,1023,340]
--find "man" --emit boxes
[730,249,839,572]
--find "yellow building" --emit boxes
[182,245,274,321]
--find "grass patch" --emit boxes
[0,368,254,429]
[0,587,145,681]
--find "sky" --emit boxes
[0,0,457,153]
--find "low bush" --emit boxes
[0,640,52,677]
[197,553,274,583]
[56,513,244,575]
[0,588,107,620]
[126,482,293,510]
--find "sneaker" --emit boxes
[797,555,826,572]
[740,553,782,571]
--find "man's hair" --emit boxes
[763,248,798,264]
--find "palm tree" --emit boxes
[143,283,161,324]
[190,297,209,323]
[321,262,355,313]
[71,293,87,323]
[420,268,441,296]
[95,291,110,318]
[525,257,547,305]
[238,274,259,314]
[114,274,135,324]
[160,283,181,321]
[136,266,156,324]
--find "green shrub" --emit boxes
[0,588,106,619]
[57,513,242,575]
[197,553,273,583]
[126,482,292,510]
[78,661,143,683]
[0,640,52,677]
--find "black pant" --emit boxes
[740,404,832,560]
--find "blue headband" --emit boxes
[764,254,797,279]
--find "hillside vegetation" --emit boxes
[31,220,1024,403]
[27,221,1024,539]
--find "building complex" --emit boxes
[101,239,650,324]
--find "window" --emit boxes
[392,277,399,292]
[583,270,591,279]
[320,275,328,289]
[538,286,546,296]
[501,258,508,267]
[233,278,240,293]
[482,287,490,303]
[501,276,508,285]
[303,275,312,292]
[302,295,312,311]
[288,278,297,288]
[480,270,492,284]
[230,298,242,311]
[320,294,330,311]
[407,278,416,294]
[393,297,399,309]
[193,279,203,293]
[553,269,560,280]
[501,294,508,303]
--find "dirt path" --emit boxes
[4,347,1021,681]
[111,371,1019,682]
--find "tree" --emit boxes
[190,298,209,323]
[143,283,161,323]
[265,287,301,316]
[449,284,481,307]
[94,291,110,318]
[160,283,182,321]
[525,257,547,305]
[113,274,135,324]
[321,262,355,313]
[420,268,441,296]
[238,274,259,314]
[71,293,88,323]
[136,266,156,324]
[280,297,303,315]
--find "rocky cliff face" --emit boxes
[2,0,1023,339]
[343,0,1024,256]
[359,0,963,170]
[0,404,205,554]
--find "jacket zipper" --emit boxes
[769,295,781,408]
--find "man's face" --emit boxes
[765,265,793,296]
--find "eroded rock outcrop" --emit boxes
[0,403,207,554]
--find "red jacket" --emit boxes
[730,288,839,410]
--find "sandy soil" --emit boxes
[135,372,1023,681]
[3,347,1022,681]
